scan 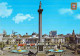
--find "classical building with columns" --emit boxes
[2,32,65,46]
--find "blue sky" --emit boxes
[0,0,80,35]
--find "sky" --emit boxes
[0,0,80,35]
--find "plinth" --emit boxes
[37,43,44,52]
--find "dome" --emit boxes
[32,32,36,35]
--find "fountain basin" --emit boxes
[11,50,29,53]
[49,49,64,52]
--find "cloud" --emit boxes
[73,2,80,20]
[77,2,80,9]
[12,13,34,24]
[0,2,12,18]
[59,8,73,14]
[76,14,80,19]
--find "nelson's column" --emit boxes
[38,1,43,43]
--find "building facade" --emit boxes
[49,31,57,37]
[2,33,65,46]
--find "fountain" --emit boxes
[11,44,29,53]
[48,45,64,52]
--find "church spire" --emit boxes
[72,29,75,37]
[39,1,41,9]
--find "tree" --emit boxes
[14,45,17,49]
[65,37,70,44]
[24,45,26,49]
